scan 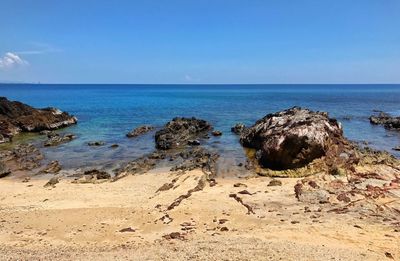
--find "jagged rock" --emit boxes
[84,169,111,179]
[231,123,246,135]
[44,133,76,147]
[0,162,11,178]
[0,97,77,143]
[126,125,154,138]
[369,112,400,130]
[42,160,61,174]
[155,117,212,150]
[240,107,349,170]
[211,130,222,136]
[44,176,59,187]
[87,141,105,146]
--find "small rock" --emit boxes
[220,226,229,232]
[42,160,61,174]
[238,190,253,195]
[392,146,400,151]
[110,144,119,148]
[268,179,282,186]
[88,141,105,146]
[44,177,59,188]
[126,125,154,138]
[211,130,222,136]
[231,123,246,135]
[233,183,247,188]
[119,227,135,233]
[162,232,183,240]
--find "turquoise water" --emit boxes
[1,84,399,170]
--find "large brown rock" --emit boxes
[240,107,347,170]
[155,117,212,150]
[0,97,77,143]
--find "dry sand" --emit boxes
[0,168,399,260]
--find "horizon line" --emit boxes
[1,83,400,85]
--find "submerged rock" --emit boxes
[44,133,76,147]
[211,130,223,136]
[155,117,212,150]
[0,97,77,143]
[87,141,105,146]
[393,146,400,151]
[369,112,400,130]
[126,125,154,138]
[240,107,349,170]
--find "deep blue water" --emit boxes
[1,84,399,171]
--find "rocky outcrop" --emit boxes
[126,125,154,138]
[0,97,77,143]
[0,144,44,171]
[155,117,212,150]
[240,107,350,170]
[369,112,400,130]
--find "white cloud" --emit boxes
[0,52,29,70]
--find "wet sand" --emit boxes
[0,168,399,260]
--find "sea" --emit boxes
[1,84,399,173]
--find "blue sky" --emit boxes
[0,0,399,84]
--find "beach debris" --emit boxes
[44,133,76,147]
[42,160,61,174]
[0,162,11,178]
[0,97,77,144]
[126,125,154,138]
[240,107,351,170]
[231,123,246,135]
[87,141,105,146]
[268,179,282,186]
[44,176,59,188]
[155,117,212,150]
[211,130,222,136]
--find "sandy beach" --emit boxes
[0,167,399,260]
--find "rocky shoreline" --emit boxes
[0,99,399,260]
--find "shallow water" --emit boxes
[1,84,399,170]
